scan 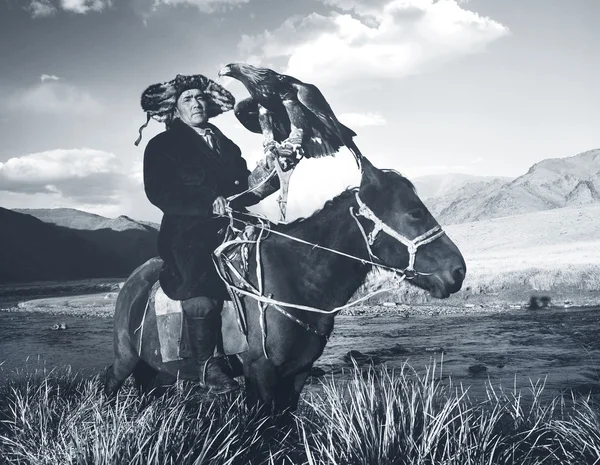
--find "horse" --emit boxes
[104,157,466,415]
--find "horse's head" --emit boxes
[357,157,466,298]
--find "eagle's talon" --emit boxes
[278,157,296,171]
[263,140,279,154]
[281,141,304,157]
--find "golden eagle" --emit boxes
[218,63,363,167]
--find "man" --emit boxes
[138,74,278,394]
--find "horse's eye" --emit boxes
[408,209,424,220]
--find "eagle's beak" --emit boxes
[218,65,231,77]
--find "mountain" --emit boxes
[2,208,159,284]
[0,208,115,283]
[425,149,600,225]
[412,174,511,200]
[14,208,159,231]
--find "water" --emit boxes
[316,306,600,400]
[0,311,114,379]
[1,305,599,401]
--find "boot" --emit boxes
[187,315,240,394]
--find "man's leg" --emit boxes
[182,296,240,394]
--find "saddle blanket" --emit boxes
[153,284,186,363]
[152,264,251,362]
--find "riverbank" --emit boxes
[1,290,597,319]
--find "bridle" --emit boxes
[351,191,446,279]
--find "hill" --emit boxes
[412,174,511,200]
[0,208,116,283]
[14,208,159,231]
[2,208,159,284]
[366,203,600,307]
[424,149,600,225]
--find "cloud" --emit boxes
[60,0,112,14]
[0,149,156,221]
[28,0,57,17]
[0,149,132,205]
[40,74,60,82]
[152,0,250,13]
[239,0,509,86]
[9,80,104,116]
[26,0,111,17]
[338,112,387,127]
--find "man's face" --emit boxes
[175,89,208,127]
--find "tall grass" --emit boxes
[1,364,600,464]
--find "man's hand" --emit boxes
[212,196,227,216]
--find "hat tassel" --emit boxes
[134,113,151,147]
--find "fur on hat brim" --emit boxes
[140,74,234,123]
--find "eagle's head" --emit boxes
[218,62,269,85]
[219,62,251,78]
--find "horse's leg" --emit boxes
[287,370,311,412]
[133,360,179,397]
[104,342,139,398]
[243,360,278,417]
[132,359,159,395]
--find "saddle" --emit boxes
[148,225,259,363]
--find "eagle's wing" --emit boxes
[234,98,262,134]
[234,98,289,142]
[291,80,363,165]
[292,81,356,140]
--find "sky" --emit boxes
[0,0,598,223]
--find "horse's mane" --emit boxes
[277,188,358,232]
[276,170,415,233]
[381,168,416,192]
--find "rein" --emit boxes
[219,188,446,355]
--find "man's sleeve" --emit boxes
[143,138,218,216]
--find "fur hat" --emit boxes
[134,74,235,146]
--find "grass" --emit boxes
[2,363,600,464]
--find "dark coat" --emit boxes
[143,118,258,301]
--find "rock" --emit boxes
[377,344,411,356]
[468,364,487,375]
[388,344,410,355]
[382,330,404,338]
[528,296,551,310]
[425,346,445,353]
[343,350,381,366]
[309,367,327,377]
[51,322,68,330]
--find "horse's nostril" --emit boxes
[452,267,466,283]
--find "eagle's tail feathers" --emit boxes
[304,137,339,158]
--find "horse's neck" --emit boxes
[275,193,371,311]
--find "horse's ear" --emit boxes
[360,157,381,189]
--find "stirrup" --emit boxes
[199,356,240,394]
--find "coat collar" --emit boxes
[169,118,227,168]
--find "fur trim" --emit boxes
[140,74,234,122]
